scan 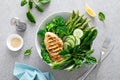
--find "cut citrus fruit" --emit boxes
[85,3,96,17]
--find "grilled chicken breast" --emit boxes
[44,32,64,62]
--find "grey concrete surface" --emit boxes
[0,0,120,80]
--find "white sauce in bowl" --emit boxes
[7,34,23,51]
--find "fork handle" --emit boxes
[77,64,97,80]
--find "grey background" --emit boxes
[0,0,120,80]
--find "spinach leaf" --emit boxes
[35,5,44,12]
[73,45,81,53]
[56,26,69,38]
[98,12,105,21]
[28,0,33,9]
[85,55,97,65]
[53,16,66,26]
[26,11,36,23]
[39,0,51,5]
[73,58,83,69]
[24,47,32,56]
[37,29,46,48]
[21,0,27,6]
[37,29,46,40]
[59,49,71,59]
[41,49,52,63]
[46,22,57,32]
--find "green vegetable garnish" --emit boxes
[41,49,52,63]
[28,0,33,9]
[35,5,44,12]
[38,0,51,5]
[26,11,36,23]
[24,47,32,56]
[98,12,105,21]
[21,0,27,6]
[20,0,50,23]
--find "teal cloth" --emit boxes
[13,62,55,80]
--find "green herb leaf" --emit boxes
[21,0,27,6]
[26,11,36,23]
[53,16,66,26]
[41,49,52,63]
[39,0,51,5]
[35,5,44,12]
[24,47,32,56]
[37,29,46,40]
[98,12,105,21]
[28,0,33,9]
[85,55,97,65]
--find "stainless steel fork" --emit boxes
[77,38,114,80]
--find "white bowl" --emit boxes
[35,11,101,69]
[7,34,23,51]
[35,11,102,80]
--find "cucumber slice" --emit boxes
[67,39,75,48]
[65,35,76,43]
[73,29,83,38]
[64,42,71,49]
[75,37,81,45]
[68,35,76,42]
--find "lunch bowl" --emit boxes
[35,11,102,80]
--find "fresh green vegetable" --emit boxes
[21,0,27,6]
[37,29,46,48]
[81,29,98,46]
[51,59,74,70]
[53,16,66,26]
[80,26,94,43]
[45,16,69,38]
[41,49,52,63]
[20,0,50,23]
[28,0,33,9]
[75,37,80,45]
[26,11,36,23]
[24,47,32,56]
[63,35,80,49]
[38,0,51,5]
[66,10,91,34]
[85,55,97,65]
[35,5,44,12]
[98,12,105,21]
[73,29,83,38]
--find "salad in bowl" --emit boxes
[36,10,98,71]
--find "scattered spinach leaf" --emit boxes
[39,0,51,5]
[21,0,27,6]
[20,0,50,23]
[28,0,33,9]
[24,47,32,56]
[35,5,44,12]
[26,11,36,23]
[98,12,105,21]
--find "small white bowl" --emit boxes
[7,34,23,51]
